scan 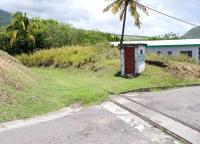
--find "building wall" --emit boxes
[135,45,145,74]
[146,46,199,62]
[120,45,146,76]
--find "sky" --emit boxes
[1,0,200,36]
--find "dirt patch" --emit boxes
[146,60,168,67]
[166,62,200,78]
[146,59,200,78]
[0,50,35,90]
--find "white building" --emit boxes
[111,39,200,63]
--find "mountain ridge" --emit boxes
[0,9,11,25]
[182,26,200,39]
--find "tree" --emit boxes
[103,0,148,49]
[6,12,36,54]
[149,32,180,40]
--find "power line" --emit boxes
[136,2,199,27]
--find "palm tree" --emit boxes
[103,0,148,49]
[7,12,35,48]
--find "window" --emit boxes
[199,47,200,60]
[140,50,143,55]
[168,51,172,56]
[181,51,192,57]
[157,51,161,55]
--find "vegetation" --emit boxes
[103,0,148,49]
[16,43,119,70]
[0,8,200,123]
[0,50,200,122]
[17,44,200,79]
[146,54,200,78]
[1,45,200,122]
[0,50,36,122]
[148,32,180,40]
[0,12,119,55]
[182,26,200,39]
[6,12,36,54]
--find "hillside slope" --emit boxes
[0,9,11,25]
[0,50,35,106]
[182,27,200,39]
[116,35,149,41]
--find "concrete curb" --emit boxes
[120,84,200,93]
[0,106,83,133]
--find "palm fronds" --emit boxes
[103,0,148,28]
[7,12,36,47]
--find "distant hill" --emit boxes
[116,35,149,41]
[0,9,11,25]
[182,26,200,39]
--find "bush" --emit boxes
[0,32,10,52]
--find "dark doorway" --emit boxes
[124,47,135,75]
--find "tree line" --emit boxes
[0,12,119,55]
[148,32,180,40]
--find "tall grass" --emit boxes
[17,44,199,78]
[16,43,119,69]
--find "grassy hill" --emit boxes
[0,50,37,121]
[0,9,11,25]
[182,26,200,39]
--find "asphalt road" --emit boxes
[2,86,199,144]
[131,86,200,129]
[0,105,177,144]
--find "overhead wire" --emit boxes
[136,1,199,27]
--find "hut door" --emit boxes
[124,48,135,75]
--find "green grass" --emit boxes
[1,63,200,122]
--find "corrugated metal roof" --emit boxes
[111,39,200,47]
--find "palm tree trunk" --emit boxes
[120,2,128,76]
[120,2,128,50]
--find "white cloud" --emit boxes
[1,0,199,36]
